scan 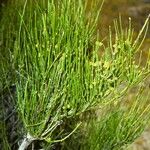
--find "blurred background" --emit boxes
[98,0,150,53]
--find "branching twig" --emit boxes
[18,133,36,150]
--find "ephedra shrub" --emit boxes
[0,0,150,149]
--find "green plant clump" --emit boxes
[0,0,150,149]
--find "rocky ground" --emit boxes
[128,128,150,150]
